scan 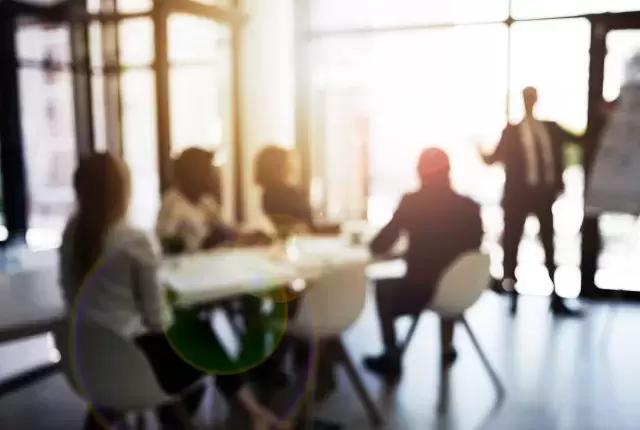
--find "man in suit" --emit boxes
[363,148,483,381]
[481,87,583,316]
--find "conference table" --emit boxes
[161,235,372,307]
[160,234,385,427]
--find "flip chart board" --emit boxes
[586,84,640,215]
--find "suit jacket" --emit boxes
[370,184,483,285]
[485,120,579,206]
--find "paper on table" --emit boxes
[162,250,299,304]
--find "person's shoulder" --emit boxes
[108,225,159,263]
[397,191,419,208]
[160,187,184,208]
[453,193,481,213]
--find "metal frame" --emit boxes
[69,3,95,158]
[0,9,29,243]
[294,0,640,300]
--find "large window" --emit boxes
[168,14,234,222]
[16,22,77,248]
[309,25,508,224]
[304,0,616,298]
[506,18,590,297]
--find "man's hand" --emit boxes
[476,141,491,165]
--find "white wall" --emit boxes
[240,0,295,228]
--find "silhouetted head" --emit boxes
[522,86,538,117]
[417,147,451,186]
[173,147,220,203]
[255,145,294,188]
[72,152,130,282]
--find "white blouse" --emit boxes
[59,219,173,339]
[156,187,222,252]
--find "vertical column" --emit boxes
[154,1,172,193]
[294,0,310,196]
[0,15,28,241]
[232,0,245,223]
[240,0,295,227]
[101,0,124,155]
[581,20,606,298]
[70,17,95,157]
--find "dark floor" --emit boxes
[1,289,639,430]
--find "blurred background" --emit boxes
[5,0,640,300]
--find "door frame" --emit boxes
[581,11,640,301]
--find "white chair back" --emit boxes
[290,261,367,338]
[429,251,490,317]
[54,319,170,411]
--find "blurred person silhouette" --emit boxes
[157,147,269,253]
[255,145,340,238]
[480,87,584,316]
[60,152,288,430]
[363,148,483,382]
[254,145,341,398]
[157,147,289,389]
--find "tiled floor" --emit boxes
[1,291,640,430]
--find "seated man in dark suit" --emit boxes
[364,148,483,381]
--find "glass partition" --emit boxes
[121,70,160,230]
[168,14,234,222]
[16,21,77,247]
[512,0,640,20]
[309,24,508,225]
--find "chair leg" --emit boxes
[82,411,102,430]
[460,316,506,399]
[437,361,450,414]
[83,408,126,430]
[304,348,319,430]
[399,316,421,357]
[170,402,196,430]
[135,412,147,430]
[335,339,384,428]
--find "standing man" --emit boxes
[481,87,583,316]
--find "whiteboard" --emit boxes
[586,85,640,215]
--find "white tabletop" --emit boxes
[161,237,371,307]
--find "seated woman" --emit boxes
[254,145,339,238]
[254,145,340,396]
[59,152,287,430]
[157,147,268,253]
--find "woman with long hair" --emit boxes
[254,145,315,237]
[60,152,288,430]
[254,145,341,398]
